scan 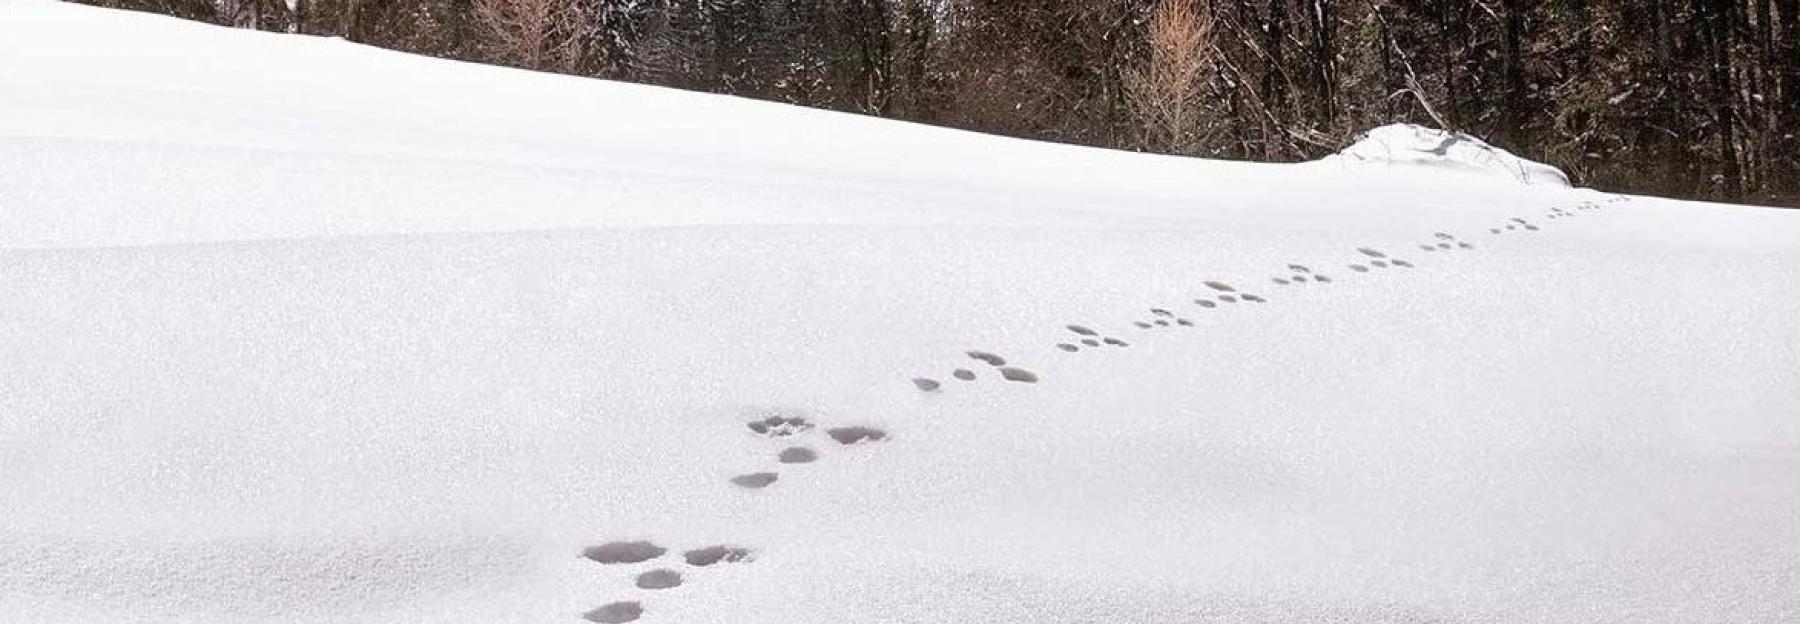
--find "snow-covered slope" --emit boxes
[4,2,1800,623]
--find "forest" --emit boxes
[82,0,1800,206]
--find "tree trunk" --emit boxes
[1500,0,1527,149]
[1308,0,1336,124]
[1700,0,1742,199]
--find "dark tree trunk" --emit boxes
[1501,0,1527,149]
[1700,0,1742,198]
[1308,0,1336,124]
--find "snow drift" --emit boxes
[1327,124,1572,187]
[4,2,1800,624]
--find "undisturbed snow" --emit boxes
[3,2,1800,623]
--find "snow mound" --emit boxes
[6,2,1800,624]
[1324,124,1571,187]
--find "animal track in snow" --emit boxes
[912,378,941,392]
[1104,337,1129,347]
[966,351,1006,367]
[585,543,758,623]
[1066,325,1098,336]
[1349,264,1370,273]
[1195,299,1218,308]
[953,369,976,381]
[1219,295,1239,303]
[778,447,817,464]
[828,426,888,445]
[1204,281,1237,292]
[684,546,754,566]
[998,367,1040,383]
[1371,260,1390,268]
[1080,338,1101,347]
[747,416,812,437]
[730,472,779,489]
[1357,247,1388,259]
[635,569,683,590]
[1057,343,1080,352]
[585,601,644,623]
[584,541,667,565]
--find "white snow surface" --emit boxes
[4,2,1800,623]
[1327,124,1573,187]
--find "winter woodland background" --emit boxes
[82,0,1800,206]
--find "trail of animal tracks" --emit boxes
[4,2,1800,623]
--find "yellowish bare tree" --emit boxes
[1125,0,1217,155]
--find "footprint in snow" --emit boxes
[730,472,779,489]
[953,369,976,381]
[635,569,682,590]
[1195,299,1218,308]
[584,541,667,565]
[998,367,1040,383]
[1273,277,1290,285]
[1104,337,1129,347]
[585,601,644,623]
[685,545,754,566]
[778,447,817,464]
[966,351,1006,367]
[746,416,812,437]
[1204,281,1237,293]
[1349,264,1370,273]
[1080,338,1101,347]
[1057,343,1080,353]
[1066,325,1098,336]
[912,378,941,392]
[1357,247,1388,259]
[828,426,888,445]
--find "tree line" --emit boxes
[85,0,1800,206]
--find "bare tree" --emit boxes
[473,0,585,72]
[1125,0,1217,154]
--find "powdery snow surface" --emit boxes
[4,2,1800,623]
